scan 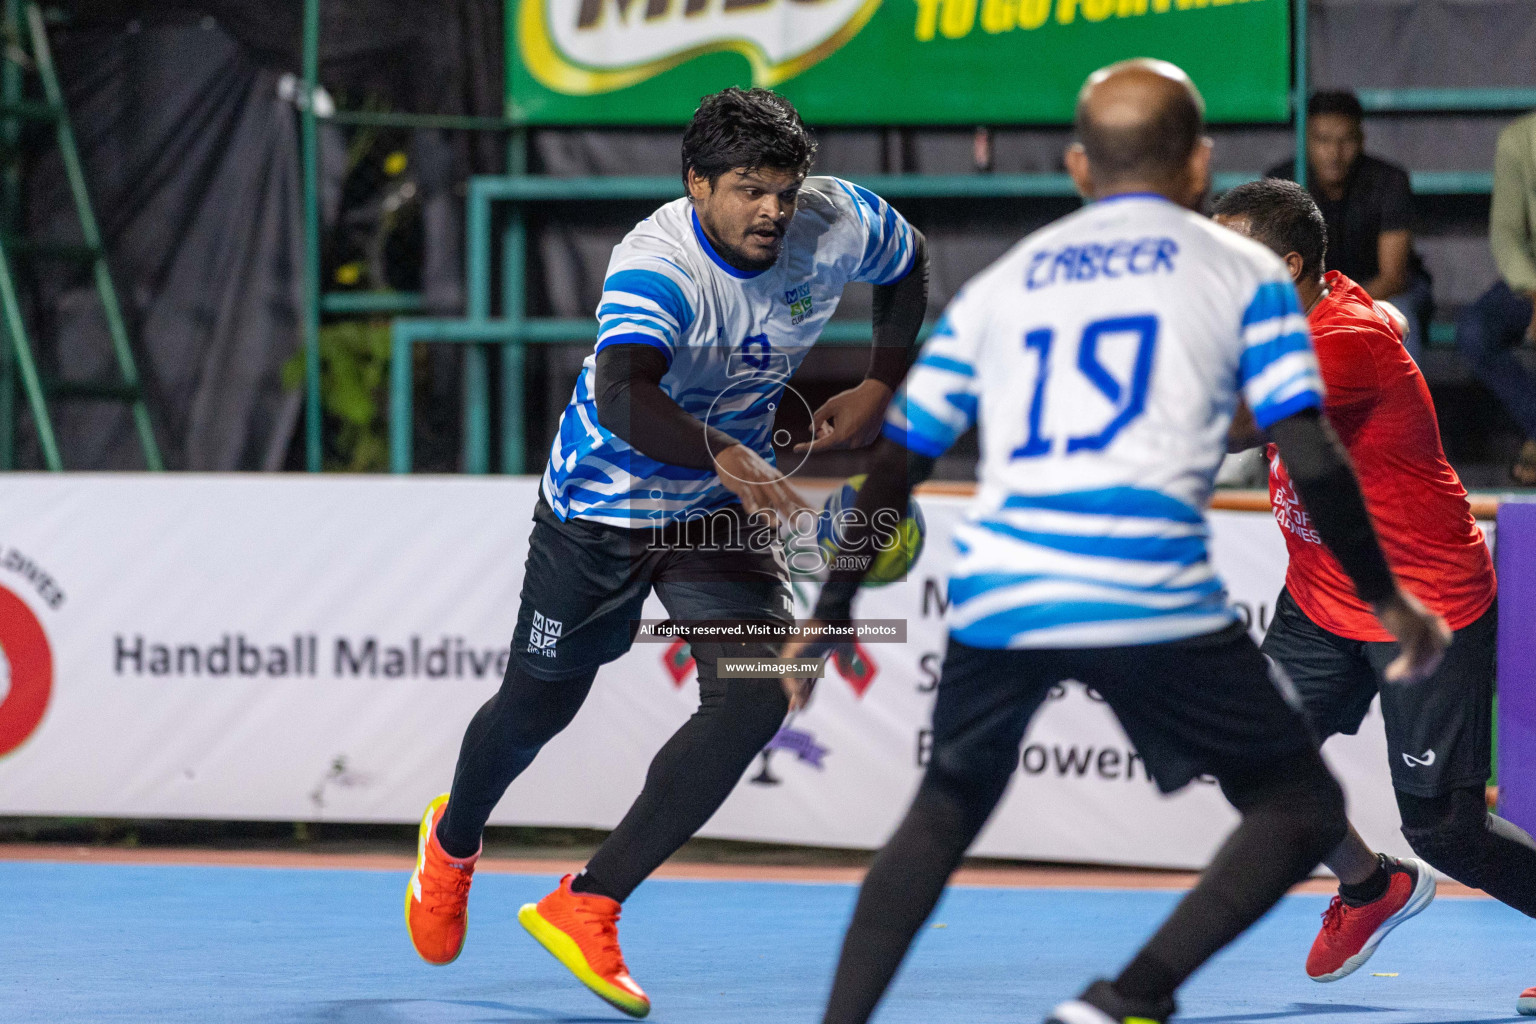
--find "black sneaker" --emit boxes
[1045,979,1176,1024]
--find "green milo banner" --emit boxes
[508,0,1290,126]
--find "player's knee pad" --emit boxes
[926,736,1018,822]
[1398,787,1494,889]
[728,680,792,745]
[493,661,598,749]
[1288,763,1348,862]
[690,642,790,737]
[1221,749,1347,859]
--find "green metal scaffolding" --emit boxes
[290,0,1536,476]
[0,1,162,471]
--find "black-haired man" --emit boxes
[1268,91,1432,358]
[404,86,928,1018]
[1215,178,1536,1013]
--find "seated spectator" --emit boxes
[1456,110,1536,486]
[1267,91,1433,359]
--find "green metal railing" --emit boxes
[1359,88,1536,113]
[300,0,322,472]
[1294,0,1307,189]
[296,0,521,470]
[0,2,161,471]
[0,0,18,469]
[291,0,1526,476]
[320,292,424,315]
[381,159,1500,475]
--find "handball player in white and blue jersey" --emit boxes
[791,61,1448,1024]
[403,87,929,1017]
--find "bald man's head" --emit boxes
[1074,59,1206,188]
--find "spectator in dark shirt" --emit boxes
[1267,91,1433,359]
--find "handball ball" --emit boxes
[817,474,927,586]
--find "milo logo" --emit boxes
[519,0,882,94]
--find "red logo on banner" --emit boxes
[0,584,53,758]
[662,639,695,687]
[657,637,878,695]
[833,641,877,698]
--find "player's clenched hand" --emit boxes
[1373,588,1451,684]
[714,443,812,527]
[793,380,893,453]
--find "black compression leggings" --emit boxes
[436,661,596,858]
[1111,750,1347,1003]
[821,748,1346,1024]
[1397,785,1536,916]
[436,648,788,902]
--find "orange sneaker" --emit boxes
[518,875,650,1018]
[404,793,479,965]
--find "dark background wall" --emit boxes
[13,0,502,470]
[10,0,1533,478]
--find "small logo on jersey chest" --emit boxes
[784,283,813,325]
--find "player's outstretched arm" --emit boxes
[1267,408,1451,682]
[595,342,734,470]
[779,437,935,709]
[1227,399,1264,453]
[594,342,811,524]
[795,230,929,453]
[814,436,935,619]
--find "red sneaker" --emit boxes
[1518,986,1536,1016]
[1306,857,1436,981]
[519,875,650,1018]
[404,794,479,965]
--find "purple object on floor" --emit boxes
[1497,501,1536,835]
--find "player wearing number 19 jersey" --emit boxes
[795,61,1447,1024]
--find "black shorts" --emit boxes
[510,495,794,680]
[931,622,1317,795]
[1260,587,1495,798]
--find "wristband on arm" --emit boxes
[867,229,929,391]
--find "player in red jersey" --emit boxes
[1216,179,1536,1007]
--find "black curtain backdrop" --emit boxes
[14,1,502,469]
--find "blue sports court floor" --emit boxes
[0,860,1529,1024]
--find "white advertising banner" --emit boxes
[0,474,1422,869]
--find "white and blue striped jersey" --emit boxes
[543,176,916,526]
[885,194,1321,649]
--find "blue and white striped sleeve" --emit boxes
[594,257,697,365]
[1238,277,1324,429]
[829,177,917,286]
[881,296,980,458]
